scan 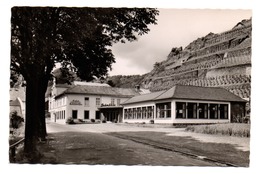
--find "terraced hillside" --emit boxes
[141,18,251,103]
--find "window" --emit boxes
[142,107,147,119]
[84,110,89,119]
[156,102,171,118]
[95,111,101,119]
[84,97,89,106]
[198,103,208,119]
[111,98,115,106]
[147,106,154,119]
[219,104,228,119]
[137,107,141,119]
[187,103,197,119]
[72,110,78,119]
[176,102,186,119]
[209,104,218,119]
[124,109,128,119]
[117,99,121,106]
[96,98,101,106]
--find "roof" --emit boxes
[55,85,140,98]
[9,87,25,102]
[122,85,246,105]
[122,90,166,104]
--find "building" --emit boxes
[9,87,25,118]
[48,82,140,124]
[122,85,246,124]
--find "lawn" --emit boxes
[185,123,250,137]
[106,131,250,167]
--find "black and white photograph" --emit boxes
[1,0,259,174]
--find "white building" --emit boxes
[122,85,246,124]
[48,82,140,124]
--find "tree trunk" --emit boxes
[38,77,48,140]
[24,76,49,159]
[24,78,41,155]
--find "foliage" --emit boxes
[66,117,75,124]
[11,6,158,154]
[10,111,24,129]
[91,119,95,123]
[185,123,250,137]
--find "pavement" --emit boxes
[36,121,250,166]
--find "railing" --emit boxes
[9,138,25,162]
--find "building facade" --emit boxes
[48,82,140,124]
[122,85,246,124]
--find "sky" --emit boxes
[108,9,252,76]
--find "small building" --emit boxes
[9,87,26,118]
[48,82,140,124]
[122,85,246,124]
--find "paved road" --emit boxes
[45,122,215,166]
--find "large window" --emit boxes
[156,102,171,119]
[96,111,101,119]
[198,103,208,119]
[209,104,218,119]
[84,110,89,119]
[219,104,228,119]
[72,110,78,119]
[176,102,229,120]
[176,102,186,119]
[187,103,197,119]
[84,97,89,107]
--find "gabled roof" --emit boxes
[122,85,246,105]
[55,85,139,98]
[122,90,165,105]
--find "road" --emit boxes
[45,122,216,166]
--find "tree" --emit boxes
[11,7,158,159]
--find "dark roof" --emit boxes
[122,90,165,105]
[122,85,246,105]
[55,85,139,98]
[10,99,20,106]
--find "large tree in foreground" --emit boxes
[11,7,158,160]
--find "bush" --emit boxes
[10,111,24,129]
[185,123,250,137]
[102,120,107,123]
[149,120,154,124]
[91,119,95,123]
[66,117,75,124]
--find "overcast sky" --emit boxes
[108,9,252,76]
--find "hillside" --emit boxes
[139,18,251,102]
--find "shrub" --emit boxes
[78,119,84,123]
[66,117,75,124]
[185,123,250,137]
[91,119,95,123]
[102,120,107,123]
[10,111,24,129]
[149,120,154,124]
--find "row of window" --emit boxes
[83,97,121,107]
[55,110,66,120]
[50,97,66,109]
[176,102,228,119]
[124,102,229,120]
[71,110,101,120]
[124,106,154,119]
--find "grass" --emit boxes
[106,131,250,167]
[185,123,250,137]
